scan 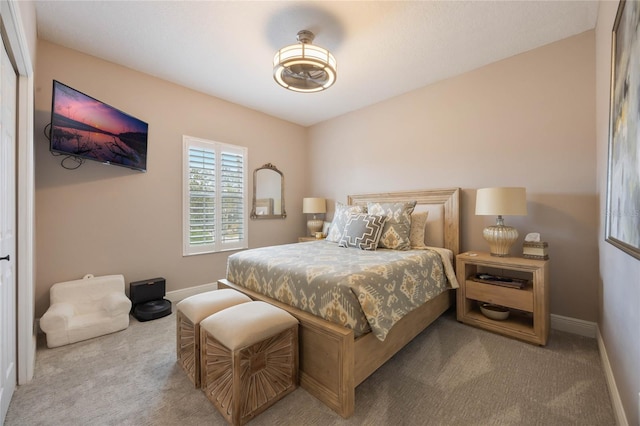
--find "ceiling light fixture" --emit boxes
[273,30,337,93]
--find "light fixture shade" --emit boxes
[475,187,527,216]
[302,197,326,214]
[273,30,337,93]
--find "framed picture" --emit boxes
[606,0,640,260]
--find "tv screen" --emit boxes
[50,80,148,172]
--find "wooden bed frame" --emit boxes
[218,188,460,418]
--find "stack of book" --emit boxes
[523,241,549,260]
[473,273,528,289]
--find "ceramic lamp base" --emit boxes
[307,219,323,236]
[483,225,518,257]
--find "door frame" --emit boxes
[1,0,36,384]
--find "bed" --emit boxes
[218,188,460,418]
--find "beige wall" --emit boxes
[596,2,640,425]
[17,0,37,68]
[34,40,308,317]
[309,31,598,321]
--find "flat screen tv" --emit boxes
[50,80,148,172]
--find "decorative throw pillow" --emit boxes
[338,214,387,250]
[367,201,417,250]
[326,202,365,243]
[409,211,429,248]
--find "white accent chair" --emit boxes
[40,274,131,348]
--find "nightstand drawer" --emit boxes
[465,279,533,311]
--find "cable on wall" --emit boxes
[44,122,85,170]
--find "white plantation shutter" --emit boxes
[183,136,247,255]
[187,146,216,247]
[220,150,245,243]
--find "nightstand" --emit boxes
[298,236,324,242]
[456,252,549,345]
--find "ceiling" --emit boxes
[34,1,599,127]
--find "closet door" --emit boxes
[0,32,17,424]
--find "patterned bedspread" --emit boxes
[226,240,459,341]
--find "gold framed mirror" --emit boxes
[251,163,286,219]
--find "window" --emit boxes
[183,136,248,255]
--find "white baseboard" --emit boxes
[531,315,626,423]
[165,282,218,303]
[597,325,629,426]
[550,313,597,338]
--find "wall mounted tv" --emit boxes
[50,80,148,172]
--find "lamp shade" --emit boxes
[475,187,527,216]
[302,197,326,214]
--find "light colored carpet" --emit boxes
[5,308,615,425]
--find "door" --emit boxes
[0,32,17,424]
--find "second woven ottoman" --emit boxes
[176,289,251,387]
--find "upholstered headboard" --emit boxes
[347,188,460,256]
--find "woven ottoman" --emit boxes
[176,289,251,387]
[200,301,299,426]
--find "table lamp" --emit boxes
[475,187,527,257]
[303,197,326,236]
